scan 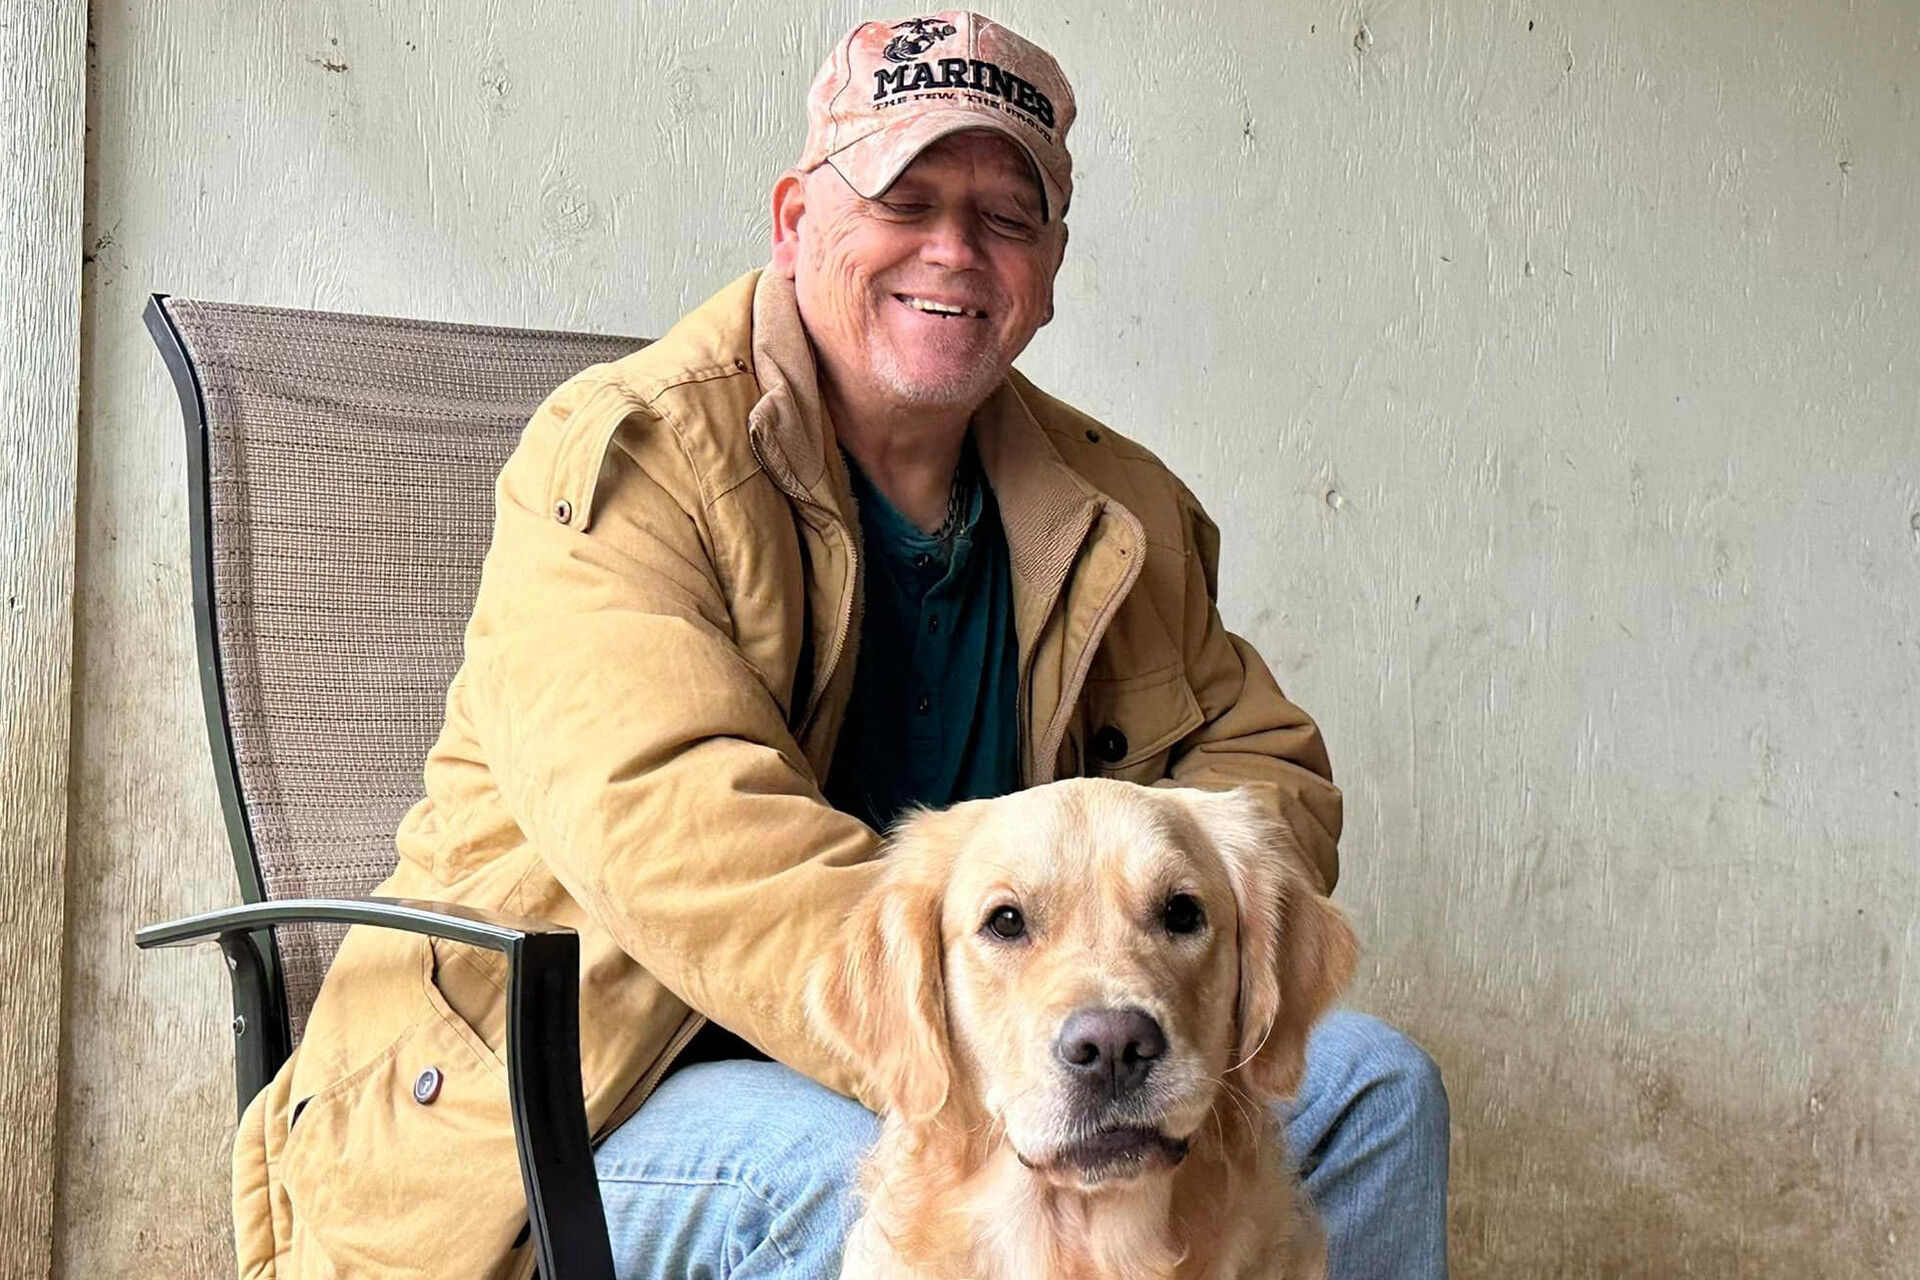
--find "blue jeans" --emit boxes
[595,1011,1449,1279]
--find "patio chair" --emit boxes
[134,294,650,1280]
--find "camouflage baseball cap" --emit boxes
[798,12,1076,221]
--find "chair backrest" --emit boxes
[152,297,648,1043]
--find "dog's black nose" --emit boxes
[1056,1006,1167,1095]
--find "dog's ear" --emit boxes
[804,808,958,1122]
[1190,788,1359,1101]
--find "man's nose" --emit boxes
[1055,1006,1167,1097]
[918,210,985,270]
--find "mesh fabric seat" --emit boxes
[165,298,645,1040]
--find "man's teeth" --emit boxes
[900,295,984,318]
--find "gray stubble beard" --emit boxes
[869,321,1009,412]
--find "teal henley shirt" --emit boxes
[823,439,1022,832]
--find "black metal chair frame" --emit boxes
[133,295,616,1280]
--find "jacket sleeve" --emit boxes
[463,378,884,1105]
[1160,480,1344,893]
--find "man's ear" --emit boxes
[803,809,957,1121]
[1039,219,1068,327]
[1186,788,1359,1101]
[770,170,807,278]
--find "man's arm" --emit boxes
[1160,480,1343,893]
[462,378,883,1103]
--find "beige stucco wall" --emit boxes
[53,0,1917,1275]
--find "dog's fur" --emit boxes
[806,778,1358,1280]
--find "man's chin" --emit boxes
[871,344,1009,411]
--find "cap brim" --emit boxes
[825,110,1068,223]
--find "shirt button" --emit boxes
[413,1066,444,1105]
[915,694,931,715]
[928,616,941,634]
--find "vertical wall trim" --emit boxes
[0,0,86,1276]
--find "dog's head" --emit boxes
[806,779,1357,1190]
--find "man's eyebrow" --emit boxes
[876,173,940,201]
[1000,171,1046,213]
[997,187,1043,218]
[874,172,1041,214]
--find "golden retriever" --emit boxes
[806,778,1358,1280]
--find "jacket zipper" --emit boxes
[749,422,859,733]
[1016,677,1033,785]
[598,1011,708,1140]
[1034,517,1146,783]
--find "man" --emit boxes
[232,13,1447,1280]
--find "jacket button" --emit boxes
[553,498,574,525]
[1091,725,1129,765]
[413,1066,444,1105]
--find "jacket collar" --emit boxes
[747,269,841,508]
[971,376,1106,592]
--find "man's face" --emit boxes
[772,130,1067,416]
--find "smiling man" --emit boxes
[233,12,1447,1280]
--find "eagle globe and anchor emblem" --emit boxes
[883,17,958,62]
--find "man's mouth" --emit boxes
[894,293,988,320]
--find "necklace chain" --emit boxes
[930,445,974,544]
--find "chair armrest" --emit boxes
[135,895,575,949]
[137,896,615,1280]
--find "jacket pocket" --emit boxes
[1079,665,1205,783]
[426,935,509,1065]
[277,948,521,1278]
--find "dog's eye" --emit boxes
[1163,894,1206,935]
[984,905,1027,940]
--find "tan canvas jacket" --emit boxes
[231,268,1343,1279]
